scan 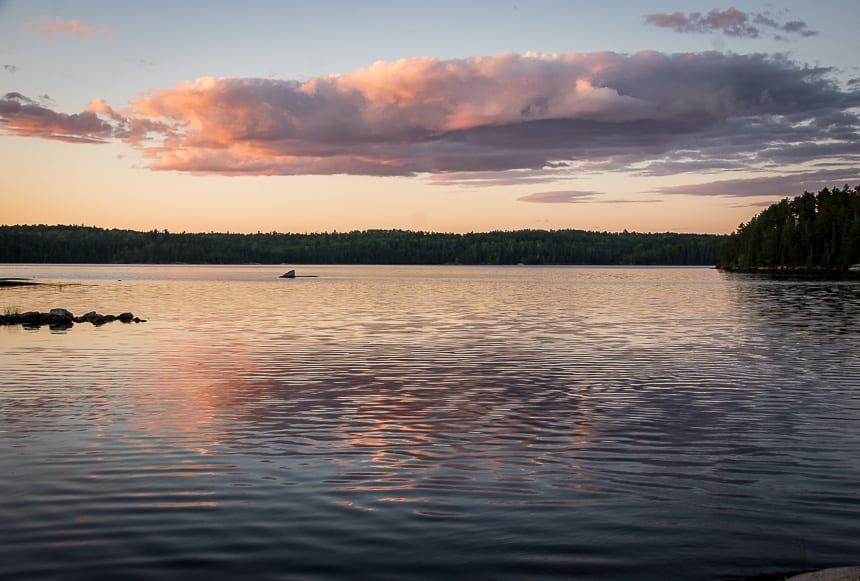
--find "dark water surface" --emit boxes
[1,265,858,580]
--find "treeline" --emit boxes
[719,184,860,271]
[0,225,724,265]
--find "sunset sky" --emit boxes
[1,0,858,234]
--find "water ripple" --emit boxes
[1,266,859,579]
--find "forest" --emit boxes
[718,184,860,272]
[0,225,723,266]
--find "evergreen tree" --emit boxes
[0,224,725,266]
[719,185,860,271]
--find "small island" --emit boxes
[718,184,860,274]
[0,278,41,287]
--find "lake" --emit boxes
[1,265,858,580]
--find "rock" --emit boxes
[75,311,106,324]
[19,311,51,328]
[49,308,74,320]
[47,308,74,328]
[0,309,146,328]
[280,270,296,278]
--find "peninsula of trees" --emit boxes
[0,226,723,266]
[718,185,860,272]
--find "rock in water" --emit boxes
[48,308,74,327]
[49,308,74,320]
[1,309,146,328]
[280,270,296,278]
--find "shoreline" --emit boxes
[716,265,860,280]
[0,278,41,287]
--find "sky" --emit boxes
[1,0,859,234]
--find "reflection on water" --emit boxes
[1,265,859,580]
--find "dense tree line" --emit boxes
[719,185,860,271]
[0,225,724,265]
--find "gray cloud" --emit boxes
[518,190,661,204]
[654,170,860,198]
[430,169,565,188]
[517,190,603,203]
[2,64,17,73]
[645,7,817,39]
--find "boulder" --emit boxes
[75,311,105,324]
[19,311,50,328]
[47,308,74,327]
[49,308,74,320]
[280,270,296,278]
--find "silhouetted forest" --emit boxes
[0,225,723,265]
[719,185,860,271]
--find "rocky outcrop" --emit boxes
[0,309,146,329]
[279,269,318,278]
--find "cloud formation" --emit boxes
[0,93,116,143]
[24,16,111,40]
[3,65,18,73]
[518,191,604,203]
[655,170,860,198]
[645,7,817,39]
[517,190,660,204]
[1,51,858,181]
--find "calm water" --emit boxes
[1,265,859,580]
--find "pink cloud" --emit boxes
[0,93,116,143]
[24,17,112,40]
[1,51,858,180]
[127,53,652,158]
